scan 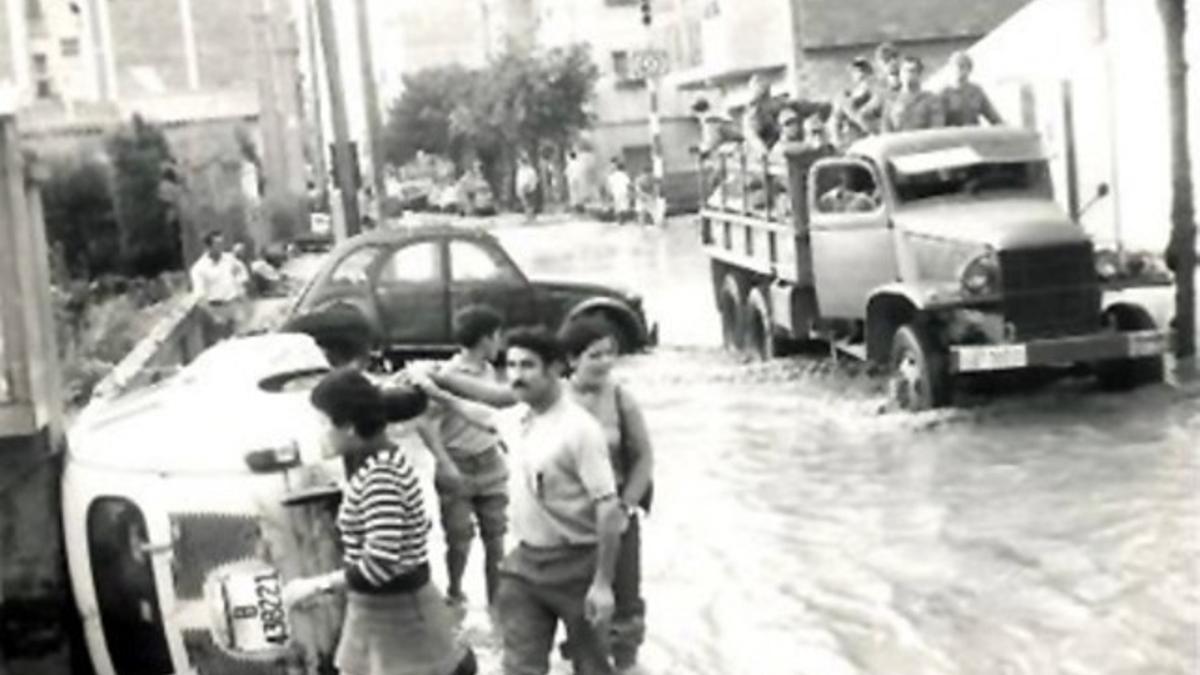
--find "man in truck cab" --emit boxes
[817,165,878,214]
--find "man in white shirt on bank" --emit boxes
[190,230,248,342]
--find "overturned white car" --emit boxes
[63,334,356,675]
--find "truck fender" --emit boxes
[564,298,647,348]
[1102,286,1173,333]
[864,284,927,364]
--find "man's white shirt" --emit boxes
[190,253,248,303]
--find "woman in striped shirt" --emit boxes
[283,369,477,675]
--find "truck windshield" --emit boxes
[889,161,1052,204]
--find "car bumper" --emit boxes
[949,329,1169,374]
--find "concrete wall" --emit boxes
[933,0,1199,252]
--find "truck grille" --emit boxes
[998,244,1100,340]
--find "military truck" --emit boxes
[700,126,1172,410]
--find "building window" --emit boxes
[61,37,80,57]
[612,50,645,87]
[31,53,47,76]
[612,51,629,78]
[35,79,53,99]
[605,0,637,6]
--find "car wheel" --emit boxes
[1095,307,1165,391]
[718,274,744,352]
[888,323,950,411]
[743,287,776,361]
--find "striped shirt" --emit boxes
[337,446,431,590]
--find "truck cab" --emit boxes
[701,126,1171,410]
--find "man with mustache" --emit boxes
[415,327,625,675]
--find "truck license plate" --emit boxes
[1127,331,1167,357]
[220,568,289,651]
[956,344,1028,372]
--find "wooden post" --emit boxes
[314,0,360,238]
[0,109,77,674]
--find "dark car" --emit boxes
[284,224,657,355]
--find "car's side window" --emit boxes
[813,163,881,215]
[379,241,440,284]
[329,247,380,287]
[450,240,521,284]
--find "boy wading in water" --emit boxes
[418,306,511,609]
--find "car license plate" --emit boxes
[219,567,289,651]
[956,344,1028,372]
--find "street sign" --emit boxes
[630,49,669,79]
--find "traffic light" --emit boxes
[640,0,651,26]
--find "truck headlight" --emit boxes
[960,251,999,296]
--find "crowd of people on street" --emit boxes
[280,303,656,675]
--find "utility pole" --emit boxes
[314,0,360,238]
[640,0,666,225]
[304,0,329,205]
[178,0,200,89]
[353,0,386,218]
[1158,0,1195,361]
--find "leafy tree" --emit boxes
[107,115,182,276]
[42,159,120,279]
[383,65,481,169]
[490,45,599,157]
[382,46,600,206]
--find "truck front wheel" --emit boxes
[1094,307,1165,391]
[888,324,950,411]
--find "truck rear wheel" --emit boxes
[718,274,745,351]
[1095,307,1165,391]
[888,323,950,411]
[743,287,776,361]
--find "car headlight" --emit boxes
[960,250,999,296]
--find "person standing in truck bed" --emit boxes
[940,51,1003,127]
[882,56,946,133]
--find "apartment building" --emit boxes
[534,0,701,206]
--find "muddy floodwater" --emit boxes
[432,219,1199,675]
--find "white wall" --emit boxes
[938,0,1198,252]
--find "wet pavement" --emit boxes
[443,217,1199,675]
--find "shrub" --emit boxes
[108,115,183,276]
[42,159,120,279]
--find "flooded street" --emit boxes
[479,218,1199,674]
